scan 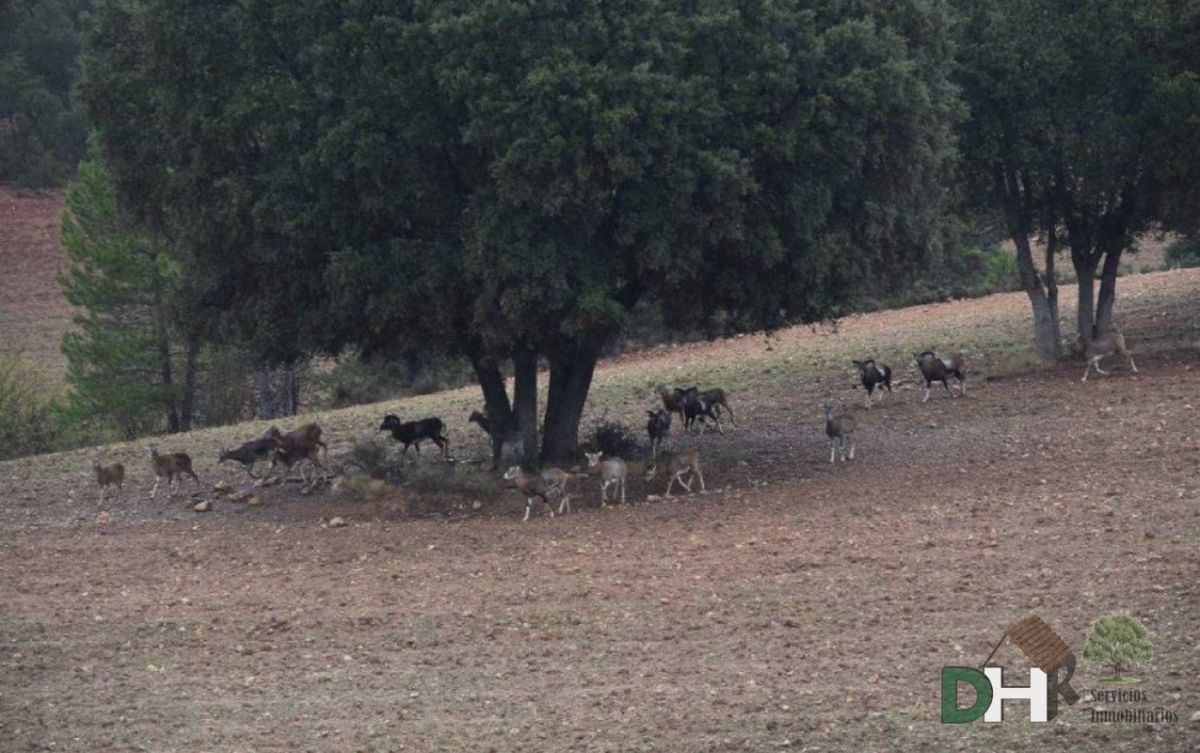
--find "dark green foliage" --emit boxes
[321,351,475,410]
[590,419,640,461]
[0,1,90,186]
[1165,237,1200,269]
[955,0,1200,349]
[80,0,960,460]
[56,156,181,438]
[1083,613,1153,680]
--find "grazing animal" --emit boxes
[379,415,449,460]
[218,437,278,478]
[656,384,695,424]
[646,409,672,461]
[265,423,327,461]
[468,410,492,436]
[93,461,124,503]
[852,358,893,407]
[682,393,724,434]
[645,446,705,497]
[697,388,736,427]
[1080,331,1138,382]
[148,445,199,500]
[825,405,857,462]
[271,438,324,485]
[584,451,628,506]
[503,466,569,521]
[914,351,967,401]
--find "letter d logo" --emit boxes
[941,667,993,723]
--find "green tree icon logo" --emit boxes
[1083,613,1153,683]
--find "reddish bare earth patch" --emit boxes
[2,273,1200,752]
[0,187,70,382]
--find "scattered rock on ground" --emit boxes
[193,501,212,513]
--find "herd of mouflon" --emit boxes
[89,332,1137,520]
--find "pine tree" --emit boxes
[57,155,182,438]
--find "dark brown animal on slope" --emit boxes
[265,423,328,483]
[93,461,124,503]
[852,358,892,408]
[825,404,857,463]
[379,415,449,460]
[646,409,672,461]
[914,351,967,402]
[656,384,694,424]
[148,445,199,501]
[265,423,327,461]
[1080,332,1138,382]
[683,393,722,434]
[218,436,279,478]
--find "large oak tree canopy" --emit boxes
[82,0,958,462]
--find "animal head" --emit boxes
[915,350,937,364]
[218,447,229,463]
[502,466,522,481]
[264,426,283,440]
[643,462,660,480]
[852,358,876,374]
[93,461,101,472]
[468,410,486,424]
[379,415,400,432]
[825,404,837,419]
[584,451,604,468]
[147,444,158,458]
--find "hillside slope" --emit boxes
[0,187,69,384]
[1,270,1198,752]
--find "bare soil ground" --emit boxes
[0,187,70,384]
[2,270,1200,752]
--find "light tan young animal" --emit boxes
[503,466,569,521]
[585,451,628,506]
[93,461,124,503]
[148,445,199,500]
[825,405,857,462]
[1080,332,1137,382]
[645,446,705,497]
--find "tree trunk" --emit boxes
[282,367,300,416]
[1094,244,1124,336]
[1013,232,1061,360]
[1071,251,1098,342]
[541,341,598,466]
[255,367,277,420]
[157,330,179,433]
[468,351,515,465]
[512,347,539,468]
[179,336,200,431]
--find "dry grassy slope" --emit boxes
[2,268,1197,488]
[0,187,70,385]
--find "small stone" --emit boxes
[1190,710,1200,722]
[472,500,483,511]
[328,516,348,528]
[213,481,233,495]
[95,511,111,525]
[230,490,252,503]
[193,501,212,513]
[247,496,263,507]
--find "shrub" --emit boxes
[0,354,62,459]
[346,437,403,483]
[1165,237,1200,269]
[589,419,640,459]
